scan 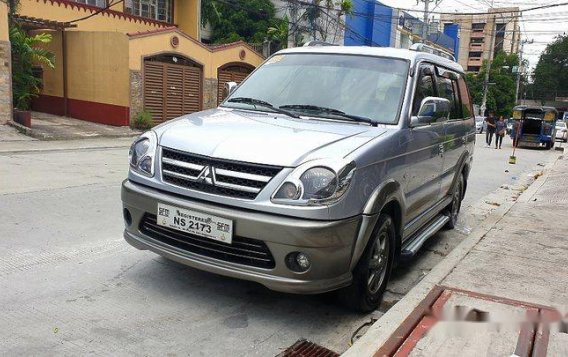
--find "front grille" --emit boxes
[140,214,275,269]
[161,147,282,200]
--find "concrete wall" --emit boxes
[174,0,200,40]
[33,31,130,126]
[0,0,11,124]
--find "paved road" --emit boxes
[0,133,561,355]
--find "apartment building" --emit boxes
[9,0,264,126]
[441,7,521,73]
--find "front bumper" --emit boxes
[121,180,365,294]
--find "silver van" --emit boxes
[122,44,475,311]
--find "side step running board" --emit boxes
[400,214,450,260]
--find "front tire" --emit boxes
[444,174,464,229]
[338,215,395,312]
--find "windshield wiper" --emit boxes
[279,104,377,126]
[226,97,300,118]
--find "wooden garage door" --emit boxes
[217,65,254,105]
[144,61,203,125]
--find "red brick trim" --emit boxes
[34,0,170,28]
[33,94,129,126]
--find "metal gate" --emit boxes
[144,57,203,125]
[217,64,254,105]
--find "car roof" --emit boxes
[277,46,464,74]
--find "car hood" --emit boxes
[155,108,387,167]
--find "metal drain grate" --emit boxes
[277,339,339,357]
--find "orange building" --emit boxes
[0,0,11,124]
[13,0,264,126]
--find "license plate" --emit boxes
[157,203,233,244]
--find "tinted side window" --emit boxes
[457,76,473,118]
[436,74,461,120]
[412,65,436,115]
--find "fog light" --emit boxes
[285,252,311,272]
[296,253,311,270]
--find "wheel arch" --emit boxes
[350,180,405,270]
[451,151,472,198]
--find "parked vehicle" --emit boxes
[121,44,475,311]
[475,116,485,133]
[555,121,568,142]
[510,106,558,150]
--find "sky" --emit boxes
[378,0,568,72]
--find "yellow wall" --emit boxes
[174,0,199,40]
[19,0,166,33]
[0,0,8,42]
[128,30,264,78]
[38,30,64,97]
[66,31,129,106]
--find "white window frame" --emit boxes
[73,0,107,8]
[125,0,173,23]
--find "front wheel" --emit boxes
[444,174,464,229]
[338,215,395,312]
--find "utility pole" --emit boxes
[288,0,299,48]
[515,39,533,104]
[480,0,496,116]
[418,0,441,43]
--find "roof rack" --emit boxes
[410,43,456,62]
[303,40,338,47]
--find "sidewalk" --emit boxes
[345,156,568,356]
[7,111,140,140]
[0,124,134,153]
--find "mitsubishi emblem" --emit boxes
[197,166,215,184]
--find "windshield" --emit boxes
[222,53,409,124]
[556,121,566,128]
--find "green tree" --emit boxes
[10,25,55,110]
[267,16,289,49]
[532,35,568,101]
[201,0,285,46]
[464,51,519,117]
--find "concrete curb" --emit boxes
[342,156,561,356]
[6,120,141,141]
[6,120,36,137]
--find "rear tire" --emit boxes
[444,174,464,229]
[338,214,395,312]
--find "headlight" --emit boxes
[272,160,356,205]
[129,131,157,177]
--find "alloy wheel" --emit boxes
[367,231,390,294]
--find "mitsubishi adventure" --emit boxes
[122,44,475,311]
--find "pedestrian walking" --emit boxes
[495,116,506,149]
[485,111,496,147]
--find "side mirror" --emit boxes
[410,97,451,127]
[223,81,237,99]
